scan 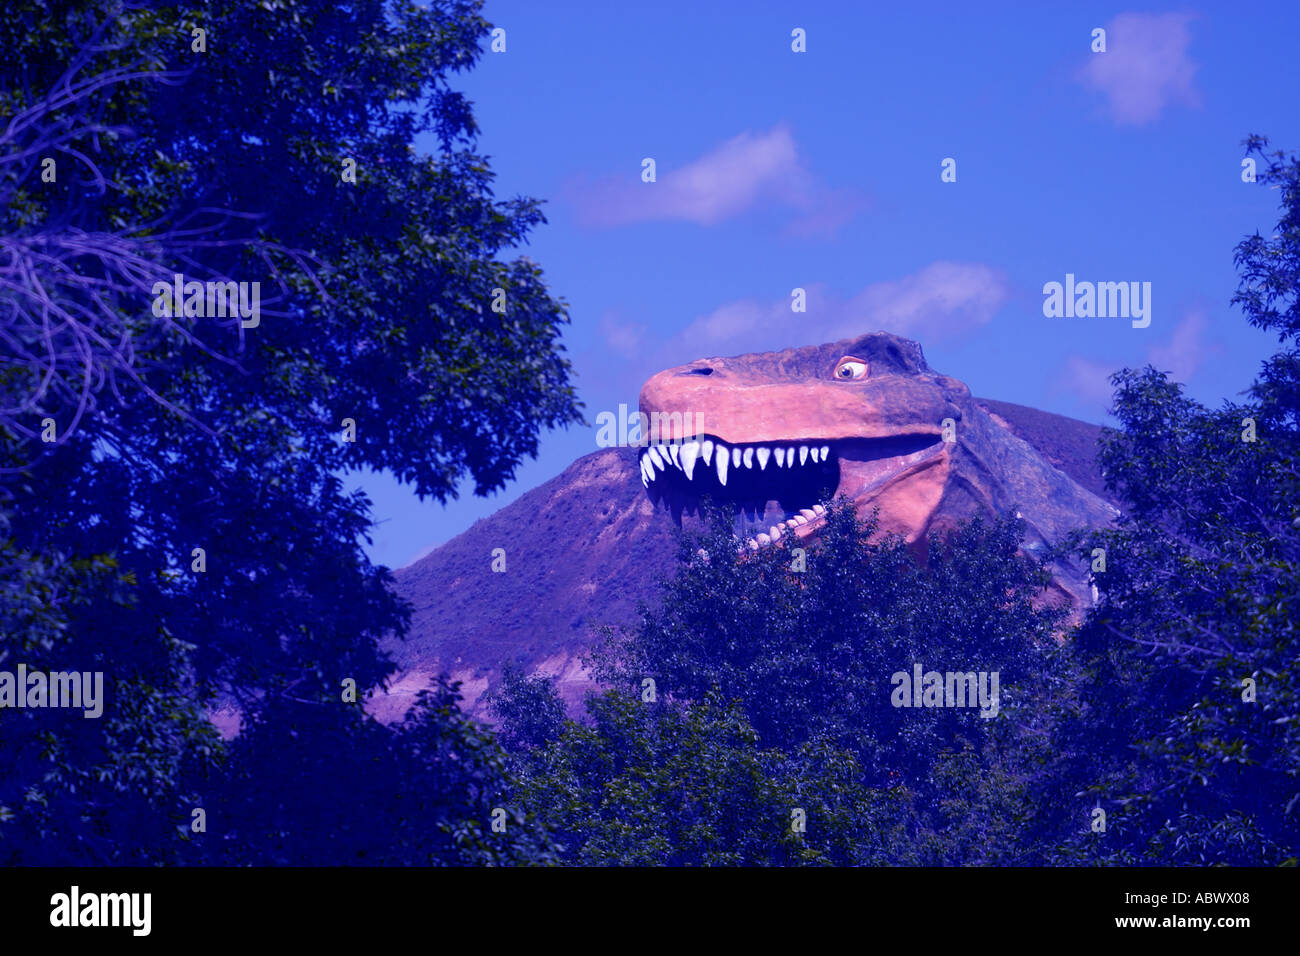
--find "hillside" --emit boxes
[377,394,1113,720]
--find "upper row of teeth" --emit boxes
[640,441,832,488]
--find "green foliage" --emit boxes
[1036,137,1300,866]
[485,664,567,752]
[600,501,1064,814]
[1038,373,1299,864]
[0,535,220,863]
[497,501,1069,864]
[193,678,556,866]
[500,682,913,866]
[1,0,576,862]
[1234,135,1300,435]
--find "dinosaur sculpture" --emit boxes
[636,331,1119,609]
[386,331,1121,719]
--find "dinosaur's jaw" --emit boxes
[639,431,946,543]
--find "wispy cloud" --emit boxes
[597,311,648,359]
[1077,12,1201,125]
[1148,309,1219,381]
[567,124,863,233]
[837,262,1011,340]
[1056,309,1222,409]
[1059,355,1125,407]
[674,262,1011,358]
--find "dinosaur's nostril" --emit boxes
[682,366,715,376]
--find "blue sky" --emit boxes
[354,0,1300,569]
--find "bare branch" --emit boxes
[0,11,328,467]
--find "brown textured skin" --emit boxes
[640,334,959,445]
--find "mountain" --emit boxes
[378,333,1120,720]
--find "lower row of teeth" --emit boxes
[639,440,832,488]
[742,504,827,551]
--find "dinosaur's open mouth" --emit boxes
[639,432,943,531]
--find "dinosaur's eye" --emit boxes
[834,359,867,381]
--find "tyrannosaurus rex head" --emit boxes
[636,332,970,546]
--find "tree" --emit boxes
[496,500,1070,864]
[0,1,579,863]
[191,678,556,866]
[1037,137,1300,865]
[486,664,568,753]
[1234,135,1300,436]
[597,502,1064,823]
[495,678,912,866]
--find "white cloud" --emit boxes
[673,262,1011,358]
[1060,355,1124,406]
[1056,310,1222,410]
[1148,309,1219,381]
[597,311,648,359]
[1077,12,1201,125]
[836,262,1011,339]
[569,124,863,232]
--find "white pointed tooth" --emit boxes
[813,504,826,515]
[747,538,759,551]
[641,472,649,487]
[810,447,821,463]
[756,447,770,470]
[701,440,714,466]
[756,532,770,546]
[680,441,699,480]
[716,446,729,486]
[792,515,808,525]
[648,446,664,469]
[820,445,830,461]
[800,508,817,521]
[742,448,753,469]
[639,457,649,481]
[770,525,782,540]
[799,446,809,466]
[731,447,741,467]
[668,444,680,466]
[774,448,785,467]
